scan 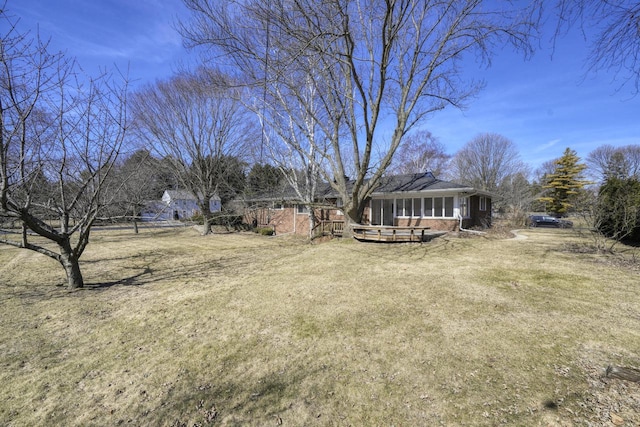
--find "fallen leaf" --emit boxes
[611,412,624,426]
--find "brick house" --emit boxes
[244,172,492,236]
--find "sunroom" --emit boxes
[364,172,492,231]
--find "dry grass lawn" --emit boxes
[1,226,639,426]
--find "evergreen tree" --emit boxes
[247,164,284,196]
[597,177,640,243]
[539,148,589,216]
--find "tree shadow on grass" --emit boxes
[145,362,324,426]
[84,266,154,290]
[84,253,247,290]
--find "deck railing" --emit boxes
[314,220,345,236]
[352,225,435,242]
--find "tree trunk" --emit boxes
[308,207,317,239]
[202,215,212,236]
[132,219,139,234]
[59,240,84,289]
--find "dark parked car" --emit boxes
[528,215,573,228]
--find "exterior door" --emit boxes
[371,199,382,225]
[382,199,394,226]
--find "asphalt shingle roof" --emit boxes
[246,172,485,202]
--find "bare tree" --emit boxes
[131,68,253,235]
[450,133,527,190]
[586,144,618,182]
[388,130,451,176]
[449,133,530,214]
[548,0,640,93]
[0,9,129,288]
[250,73,331,237]
[587,144,640,183]
[103,149,171,233]
[499,172,535,223]
[180,0,538,230]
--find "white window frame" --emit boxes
[479,196,487,212]
[296,204,309,214]
[392,196,456,219]
[396,198,410,217]
[272,202,284,210]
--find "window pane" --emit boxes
[445,197,454,217]
[434,197,443,217]
[424,198,433,216]
[398,198,411,216]
[413,198,421,217]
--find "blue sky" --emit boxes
[11,0,640,172]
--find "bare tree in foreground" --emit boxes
[131,68,252,235]
[548,0,640,93]
[0,10,129,288]
[180,0,539,230]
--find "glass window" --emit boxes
[413,198,421,217]
[296,204,308,214]
[424,198,433,216]
[397,198,411,217]
[434,197,443,217]
[479,196,487,211]
[444,197,454,217]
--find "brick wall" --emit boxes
[245,205,345,236]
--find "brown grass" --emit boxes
[1,226,639,426]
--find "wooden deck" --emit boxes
[352,225,446,243]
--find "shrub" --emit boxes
[256,227,274,236]
[596,177,640,243]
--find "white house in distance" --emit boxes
[141,190,221,221]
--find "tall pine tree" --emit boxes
[539,148,589,216]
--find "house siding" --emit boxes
[246,204,344,236]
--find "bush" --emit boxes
[596,177,640,243]
[256,227,274,236]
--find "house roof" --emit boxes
[369,172,494,196]
[163,189,221,201]
[246,172,494,203]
